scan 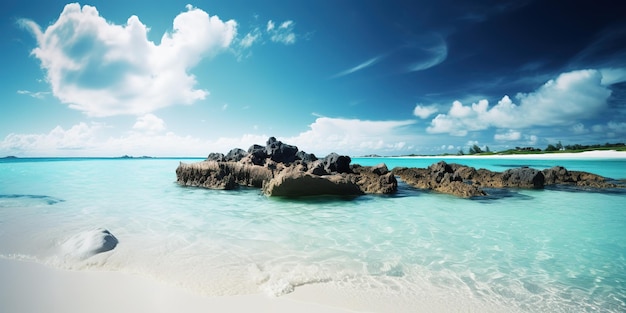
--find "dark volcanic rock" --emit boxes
[265,137,299,164]
[542,166,620,188]
[206,152,225,162]
[296,150,318,163]
[324,153,352,174]
[224,148,248,162]
[501,167,544,189]
[392,164,486,198]
[247,144,267,165]
[392,160,623,198]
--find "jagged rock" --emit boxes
[247,144,267,165]
[392,161,623,198]
[542,166,618,188]
[225,148,248,162]
[324,153,352,174]
[296,150,318,163]
[392,165,486,198]
[307,161,328,176]
[264,137,299,164]
[176,137,395,197]
[352,164,398,194]
[501,167,544,188]
[206,152,225,162]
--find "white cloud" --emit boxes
[494,129,521,141]
[427,69,613,135]
[332,56,382,78]
[132,114,166,134]
[413,104,439,119]
[285,117,416,155]
[239,29,260,49]
[0,117,422,157]
[1,122,104,155]
[266,20,275,32]
[570,123,588,134]
[20,3,237,117]
[407,34,447,72]
[267,19,296,45]
[17,90,50,99]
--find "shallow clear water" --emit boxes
[1,157,625,312]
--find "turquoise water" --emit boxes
[1,157,625,312]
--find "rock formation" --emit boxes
[177,139,623,198]
[176,137,398,196]
[393,161,625,198]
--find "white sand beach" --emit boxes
[0,257,519,313]
[402,150,626,160]
[0,258,358,313]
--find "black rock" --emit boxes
[296,150,318,163]
[265,139,298,164]
[224,148,248,162]
[207,152,225,162]
[324,153,352,174]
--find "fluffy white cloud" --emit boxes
[132,114,166,134]
[285,117,416,155]
[427,69,613,135]
[21,3,237,117]
[413,104,439,119]
[267,19,296,45]
[1,122,104,155]
[494,129,521,141]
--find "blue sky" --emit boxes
[1,0,625,156]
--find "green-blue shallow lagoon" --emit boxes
[1,157,625,312]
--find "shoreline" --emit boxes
[383,150,626,160]
[0,258,357,313]
[0,257,516,313]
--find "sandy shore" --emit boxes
[0,258,358,313]
[398,150,626,160]
[0,257,516,313]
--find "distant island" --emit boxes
[119,155,154,159]
[1,156,18,159]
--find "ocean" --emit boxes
[1,157,625,312]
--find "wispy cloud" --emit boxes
[331,56,383,78]
[17,90,50,99]
[267,19,296,45]
[406,35,448,72]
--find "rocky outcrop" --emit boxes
[542,166,620,188]
[392,161,624,198]
[176,161,273,189]
[393,162,486,198]
[176,137,397,196]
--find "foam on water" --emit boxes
[1,158,625,312]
